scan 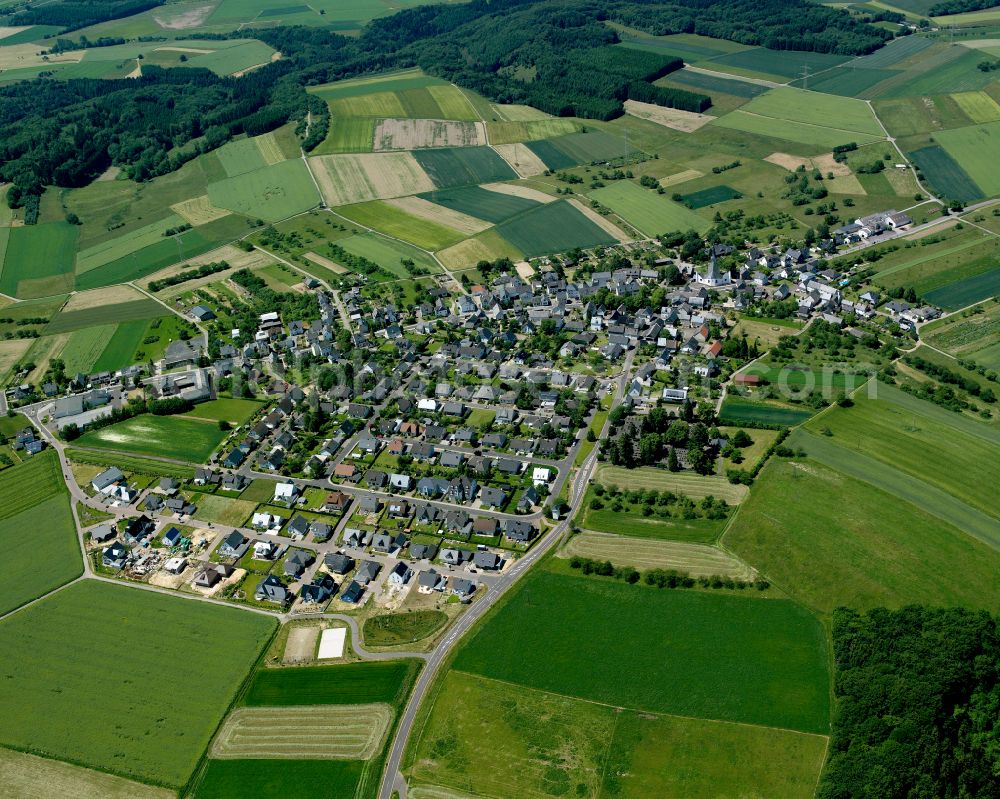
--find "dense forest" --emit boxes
[818,606,1000,799]
[3,0,163,31]
[0,0,894,205]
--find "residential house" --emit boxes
[387,561,413,586]
[418,569,446,594]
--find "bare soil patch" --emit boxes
[309,153,435,206]
[154,3,216,30]
[659,169,703,187]
[170,194,231,226]
[480,182,554,204]
[373,119,486,151]
[303,251,348,273]
[63,284,145,312]
[386,196,490,235]
[624,99,715,132]
[283,625,320,664]
[765,152,814,171]
[491,144,547,177]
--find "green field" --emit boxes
[679,184,741,208]
[579,493,727,543]
[707,48,849,81]
[410,669,827,799]
[925,266,1000,310]
[0,452,80,616]
[923,302,1000,368]
[661,66,768,99]
[908,145,982,203]
[416,186,541,223]
[208,159,319,222]
[76,414,229,463]
[75,215,252,291]
[525,129,630,169]
[336,201,466,250]
[194,760,363,799]
[951,90,1000,124]
[90,317,172,371]
[183,398,262,424]
[336,233,439,276]
[495,200,617,257]
[590,181,708,236]
[190,494,257,527]
[725,450,1000,614]
[713,111,883,149]
[934,121,1000,197]
[0,222,78,298]
[486,118,580,144]
[411,147,517,188]
[44,299,165,334]
[215,137,269,178]
[719,396,816,426]
[75,215,188,275]
[805,383,999,529]
[58,325,118,373]
[0,581,275,787]
[314,117,376,155]
[453,569,830,733]
[243,661,419,707]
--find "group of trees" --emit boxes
[569,555,770,591]
[604,409,717,474]
[818,606,999,799]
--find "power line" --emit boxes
[801,64,810,91]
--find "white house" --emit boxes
[252,512,283,533]
[253,539,276,560]
[417,398,438,412]
[274,482,298,503]
[532,467,552,486]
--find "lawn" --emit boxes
[190,494,257,527]
[725,452,1000,614]
[453,569,831,733]
[0,221,77,298]
[411,147,517,188]
[562,532,755,579]
[589,181,709,236]
[363,610,447,646]
[208,159,319,222]
[182,398,262,425]
[934,120,1000,197]
[0,581,275,787]
[75,414,229,463]
[495,200,618,257]
[215,137,269,178]
[579,488,729,544]
[0,452,81,616]
[336,201,466,250]
[416,185,541,224]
